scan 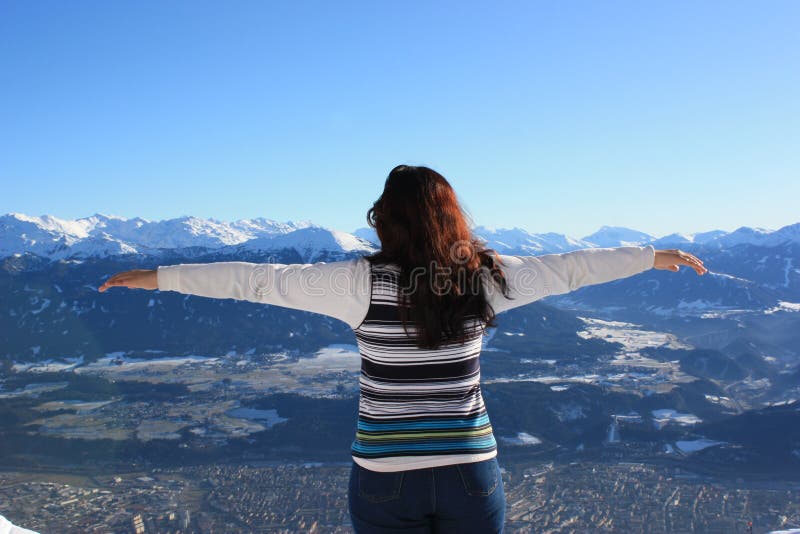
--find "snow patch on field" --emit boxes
[500,432,542,446]
[0,382,69,399]
[765,301,800,314]
[576,317,692,351]
[226,407,288,428]
[76,354,219,373]
[12,356,84,373]
[651,409,702,429]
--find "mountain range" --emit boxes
[3,212,800,260]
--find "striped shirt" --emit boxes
[351,261,497,471]
[157,244,656,472]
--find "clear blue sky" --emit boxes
[1,1,798,239]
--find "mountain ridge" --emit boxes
[3,211,799,261]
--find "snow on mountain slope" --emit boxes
[580,225,655,248]
[5,212,800,261]
[0,212,367,260]
[352,225,593,253]
[472,226,591,254]
[652,232,696,246]
[229,216,315,236]
[719,223,800,248]
[653,224,800,249]
[353,227,379,246]
[237,226,376,261]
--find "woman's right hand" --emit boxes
[98,269,158,292]
[654,249,707,275]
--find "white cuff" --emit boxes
[641,244,656,271]
[156,264,181,292]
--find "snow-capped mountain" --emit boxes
[229,226,377,262]
[580,226,656,248]
[351,225,596,253]
[471,226,591,254]
[4,212,800,267]
[716,223,800,248]
[652,230,729,247]
[653,224,800,249]
[0,212,369,260]
[353,227,379,246]
[355,222,800,254]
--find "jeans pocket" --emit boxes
[456,458,500,497]
[357,464,405,503]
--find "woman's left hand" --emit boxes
[654,249,708,275]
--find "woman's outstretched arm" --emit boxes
[485,245,706,315]
[98,256,372,330]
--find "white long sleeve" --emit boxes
[484,245,655,314]
[156,256,372,330]
[156,245,654,328]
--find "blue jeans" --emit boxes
[348,457,506,533]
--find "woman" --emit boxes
[99,164,707,533]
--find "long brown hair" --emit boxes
[365,164,512,349]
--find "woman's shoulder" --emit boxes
[362,254,401,272]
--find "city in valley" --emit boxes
[1,316,799,533]
[1,461,798,533]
